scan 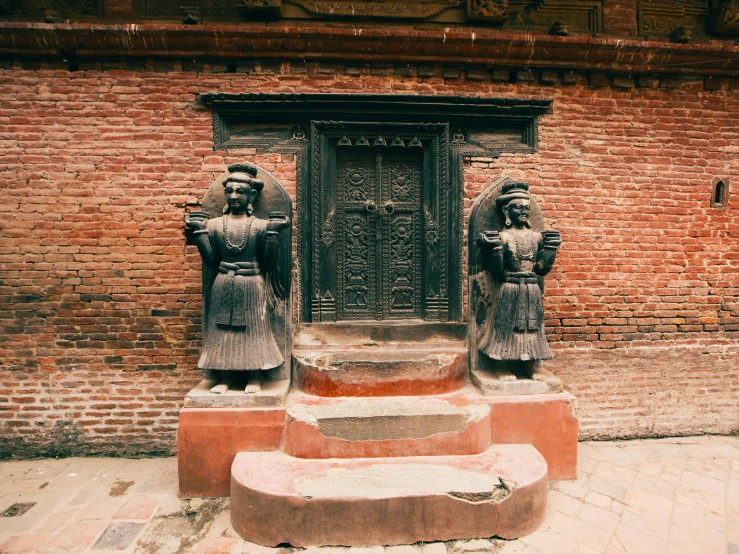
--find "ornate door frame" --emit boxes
[308,121,456,322]
[197,93,553,324]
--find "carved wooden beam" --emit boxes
[0,23,738,76]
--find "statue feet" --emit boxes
[208,371,232,394]
[244,372,261,394]
[530,365,564,391]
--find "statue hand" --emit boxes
[185,212,209,231]
[542,230,562,248]
[478,231,502,250]
[267,212,291,233]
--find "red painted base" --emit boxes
[178,390,577,497]
[178,407,285,497]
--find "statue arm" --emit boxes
[534,230,561,276]
[193,220,220,268]
[477,232,505,281]
[259,216,290,301]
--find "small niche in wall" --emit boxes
[711,178,729,208]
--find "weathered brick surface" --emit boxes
[0,61,737,457]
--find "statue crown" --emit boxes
[228,162,259,177]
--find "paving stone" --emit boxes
[620,506,670,541]
[551,480,588,499]
[47,522,107,551]
[623,488,674,519]
[547,490,582,517]
[612,522,668,553]
[674,488,726,516]
[386,545,421,554]
[112,496,158,520]
[93,522,145,550]
[578,504,619,533]
[37,508,76,532]
[583,490,611,509]
[679,470,727,497]
[420,543,448,554]
[78,496,126,520]
[668,523,727,553]
[449,539,501,553]
[194,537,241,553]
[0,535,48,552]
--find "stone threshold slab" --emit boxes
[230,445,548,546]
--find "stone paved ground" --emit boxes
[0,436,737,554]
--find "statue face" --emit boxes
[224,182,255,214]
[506,199,530,227]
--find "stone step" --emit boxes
[293,347,468,397]
[282,392,491,458]
[230,445,548,546]
[294,322,467,348]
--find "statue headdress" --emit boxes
[497,181,531,228]
[496,181,530,207]
[224,162,264,192]
[223,162,264,214]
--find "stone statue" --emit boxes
[476,181,561,377]
[185,163,291,394]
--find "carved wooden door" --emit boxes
[309,122,458,323]
[334,148,423,320]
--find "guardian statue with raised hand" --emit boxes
[476,181,562,376]
[184,163,290,394]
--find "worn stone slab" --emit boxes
[293,348,468,397]
[471,368,563,396]
[184,379,290,408]
[230,445,547,546]
[283,394,491,458]
[94,522,145,550]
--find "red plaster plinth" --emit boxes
[178,407,285,497]
[488,392,579,480]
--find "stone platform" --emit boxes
[230,445,548,547]
[178,387,578,498]
[178,323,578,545]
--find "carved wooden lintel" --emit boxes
[131,0,601,26]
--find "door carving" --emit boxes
[335,149,423,320]
[310,122,458,322]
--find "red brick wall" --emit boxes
[1,61,737,457]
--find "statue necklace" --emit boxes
[223,214,252,254]
[512,230,536,262]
